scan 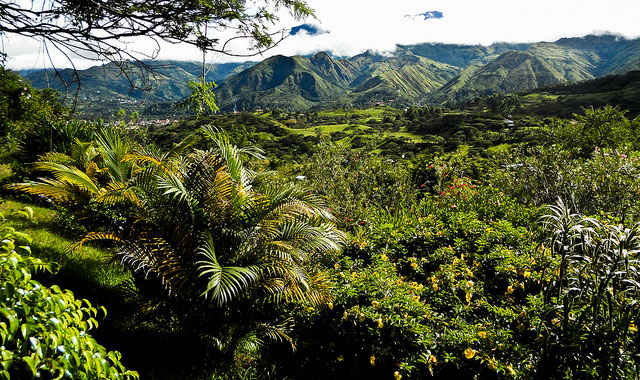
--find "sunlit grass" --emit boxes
[0,196,131,293]
[0,164,11,182]
[285,123,372,136]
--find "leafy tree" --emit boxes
[544,105,639,156]
[0,0,314,68]
[485,94,520,116]
[304,139,416,225]
[0,67,77,160]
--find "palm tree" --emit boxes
[7,129,143,230]
[78,127,345,308]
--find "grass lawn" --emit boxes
[0,196,130,296]
[387,131,425,143]
[285,123,372,136]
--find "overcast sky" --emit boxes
[3,0,640,70]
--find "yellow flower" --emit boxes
[372,187,379,191]
[523,270,531,278]
[337,355,344,362]
[466,280,474,288]
[394,371,402,380]
[465,293,472,303]
[412,295,420,302]
[507,364,516,375]
[370,355,376,366]
[433,283,439,291]
[629,323,638,333]
[381,254,388,261]
[372,300,380,307]
[343,311,349,320]
[478,331,487,339]
[487,357,498,371]
[506,285,514,295]
[428,355,437,365]
[551,318,560,326]
[464,347,476,359]
[410,262,418,269]
[377,318,384,328]
[358,313,365,322]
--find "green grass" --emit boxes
[285,123,372,136]
[385,131,425,143]
[0,164,11,182]
[522,92,560,102]
[0,197,131,294]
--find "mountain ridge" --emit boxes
[21,34,640,114]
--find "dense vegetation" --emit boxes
[2,65,640,379]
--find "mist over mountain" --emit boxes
[23,34,640,113]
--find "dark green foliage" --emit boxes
[533,200,640,378]
[520,70,640,118]
[303,139,416,225]
[0,217,137,379]
[276,179,542,379]
[0,67,83,163]
[6,58,640,380]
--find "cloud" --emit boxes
[290,23,330,36]
[405,11,444,21]
[4,0,640,69]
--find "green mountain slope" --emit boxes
[429,36,640,104]
[346,54,459,106]
[21,34,640,114]
[214,54,350,111]
[520,70,640,117]
[215,52,459,111]
[397,42,531,68]
[25,60,255,111]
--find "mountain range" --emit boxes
[23,34,640,113]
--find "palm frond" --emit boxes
[197,233,260,306]
[7,178,94,205]
[30,162,101,195]
[95,128,134,183]
[35,151,74,166]
[97,181,141,207]
[157,172,199,211]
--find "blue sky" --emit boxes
[3,0,640,69]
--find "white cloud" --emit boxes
[3,0,640,69]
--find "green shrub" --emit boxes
[279,181,544,379]
[530,200,640,378]
[0,216,137,379]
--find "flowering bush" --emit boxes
[278,181,548,379]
